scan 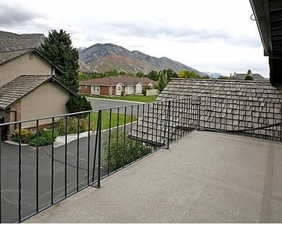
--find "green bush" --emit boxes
[12,129,34,143]
[28,129,59,146]
[244,75,254,80]
[66,96,92,115]
[57,117,89,135]
[104,132,152,172]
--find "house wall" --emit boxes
[125,86,135,95]
[91,86,100,95]
[116,84,123,96]
[79,85,91,94]
[136,83,143,94]
[19,82,69,128]
[100,86,110,96]
[0,52,55,87]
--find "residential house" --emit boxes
[0,48,76,134]
[231,72,266,81]
[79,75,156,96]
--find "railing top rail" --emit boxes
[0,96,196,127]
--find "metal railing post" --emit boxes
[97,110,102,188]
[0,126,2,223]
[198,97,201,130]
[167,100,171,149]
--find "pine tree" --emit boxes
[38,29,79,92]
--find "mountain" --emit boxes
[205,72,224,79]
[79,43,201,74]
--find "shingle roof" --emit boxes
[232,73,266,81]
[0,49,31,65]
[0,75,71,109]
[80,75,156,86]
[129,79,282,143]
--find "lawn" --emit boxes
[90,111,137,130]
[82,94,158,103]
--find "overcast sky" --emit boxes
[0,0,269,76]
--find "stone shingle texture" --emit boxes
[157,79,282,141]
[0,75,53,109]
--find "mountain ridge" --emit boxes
[79,43,202,74]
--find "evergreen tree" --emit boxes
[158,72,168,91]
[38,29,79,92]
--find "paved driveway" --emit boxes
[88,98,144,116]
[1,126,130,223]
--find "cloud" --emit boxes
[101,22,261,48]
[0,3,40,27]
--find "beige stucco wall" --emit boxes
[19,82,69,128]
[0,52,55,87]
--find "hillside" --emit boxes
[79,43,201,74]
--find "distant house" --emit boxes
[0,48,76,132]
[79,75,156,96]
[232,72,266,81]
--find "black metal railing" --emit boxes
[0,95,281,223]
[0,97,198,223]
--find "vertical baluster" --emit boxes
[0,126,2,223]
[51,118,55,205]
[64,116,68,198]
[87,112,91,185]
[167,100,171,149]
[18,123,22,222]
[123,107,127,166]
[36,120,39,212]
[76,117,80,192]
[92,112,100,183]
[108,109,112,176]
[97,110,102,188]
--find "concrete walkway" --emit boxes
[26,131,282,223]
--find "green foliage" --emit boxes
[57,117,89,135]
[38,29,79,92]
[29,129,59,147]
[12,128,60,146]
[12,129,34,143]
[245,75,254,80]
[147,70,159,81]
[66,95,92,114]
[178,70,201,79]
[136,72,145,77]
[158,72,168,91]
[104,132,152,172]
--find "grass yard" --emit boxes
[82,94,158,103]
[90,111,137,130]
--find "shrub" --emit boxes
[12,129,34,143]
[66,96,92,115]
[28,129,59,146]
[57,117,89,135]
[245,75,254,80]
[104,132,151,172]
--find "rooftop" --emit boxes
[26,131,282,223]
[80,75,156,86]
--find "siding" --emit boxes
[19,82,69,128]
[0,52,54,87]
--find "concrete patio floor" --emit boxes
[26,131,282,223]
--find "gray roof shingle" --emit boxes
[0,75,53,109]
[0,49,31,65]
